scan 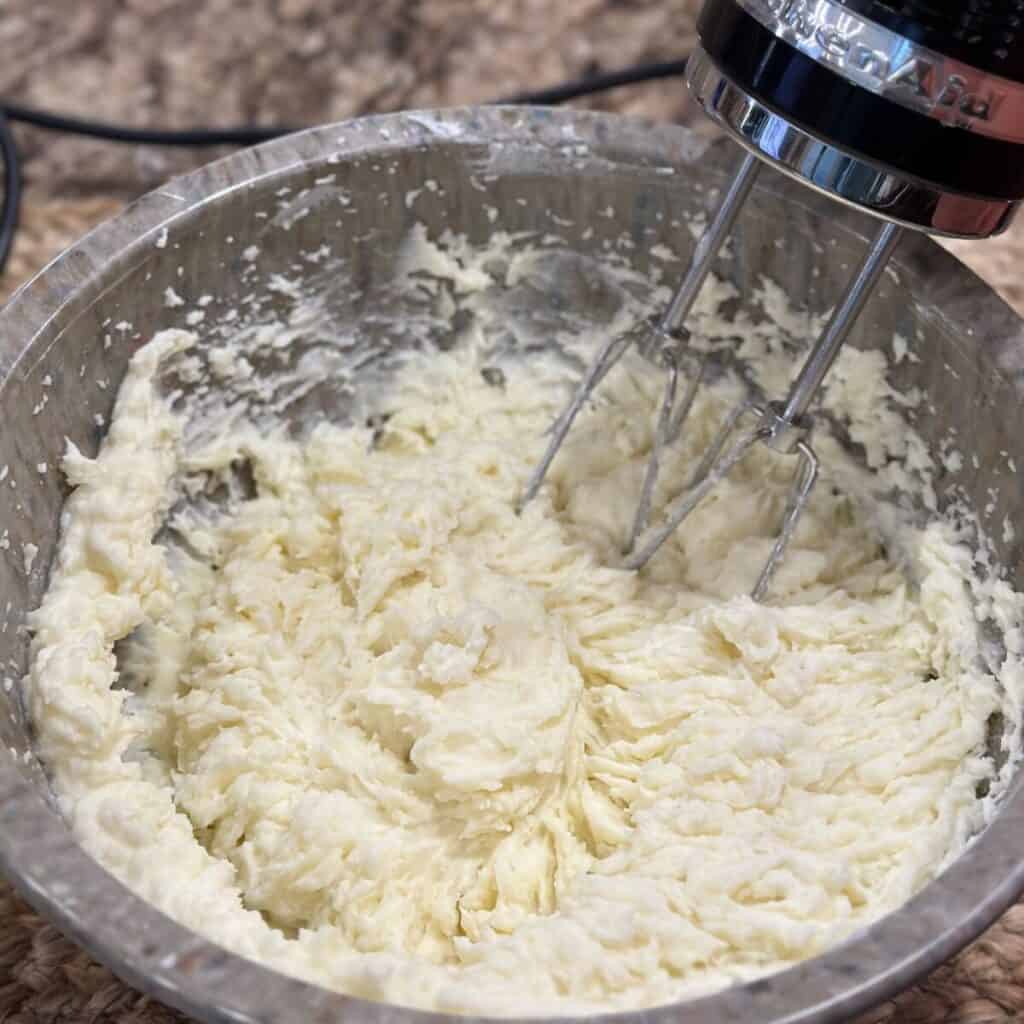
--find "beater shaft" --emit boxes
[659,150,760,334]
[772,221,903,447]
[518,151,760,512]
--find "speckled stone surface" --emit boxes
[1,4,1023,1023]
[0,0,706,198]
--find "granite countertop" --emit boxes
[1,0,704,199]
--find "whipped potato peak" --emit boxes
[24,228,1021,1016]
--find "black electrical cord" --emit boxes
[2,102,297,147]
[0,56,689,276]
[0,110,21,275]
[497,58,689,105]
[2,58,688,148]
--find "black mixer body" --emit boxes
[688,0,1024,237]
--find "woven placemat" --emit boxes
[2,196,1024,1024]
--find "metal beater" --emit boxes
[521,0,1024,598]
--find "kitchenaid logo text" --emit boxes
[739,0,1013,133]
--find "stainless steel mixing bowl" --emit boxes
[1,107,1023,1024]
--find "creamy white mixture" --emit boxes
[24,231,1024,1016]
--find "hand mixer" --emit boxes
[520,0,1024,599]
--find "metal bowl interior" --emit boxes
[1,107,1024,1024]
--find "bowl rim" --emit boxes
[2,104,1024,1024]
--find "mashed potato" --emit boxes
[24,232,1021,1015]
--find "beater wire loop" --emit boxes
[519,151,761,514]
[621,220,902,598]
